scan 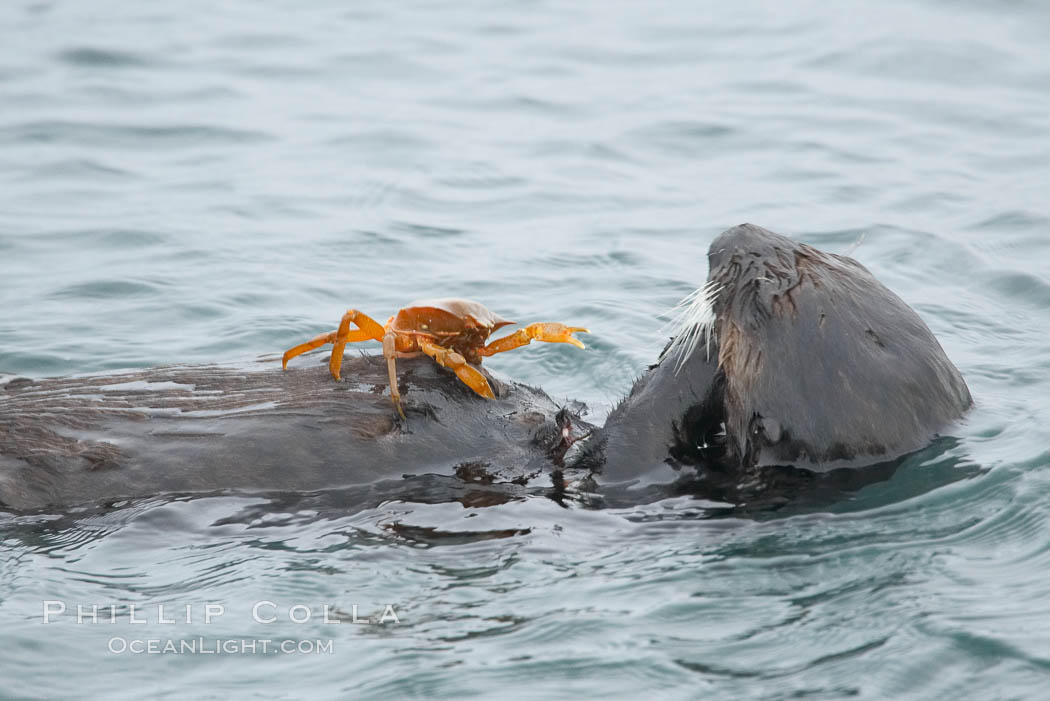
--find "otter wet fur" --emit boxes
[0,224,972,511]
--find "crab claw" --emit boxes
[479,322,590,356]
[543,324,589,350]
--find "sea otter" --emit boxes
[580,223,973,486]
[0,224,972,511]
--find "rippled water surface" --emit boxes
[2,1,1050,698]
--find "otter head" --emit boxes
[582,223,973,485]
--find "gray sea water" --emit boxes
[2,0,1050,698]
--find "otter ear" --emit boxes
[756,416,782,444]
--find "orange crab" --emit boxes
[282,298,589,419]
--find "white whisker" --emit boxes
[843,232,866,257]
[659,280,720,374]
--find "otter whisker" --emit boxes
[660,280,720,374]
[843,232,866,257]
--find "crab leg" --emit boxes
[282,329,374,370]
[326,310,387,381]
[418,339,496,400]
[478,322,589,357]
[383,331,407,420]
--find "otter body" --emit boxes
[0,357,589,511]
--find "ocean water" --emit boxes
[2,0,1050,698]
